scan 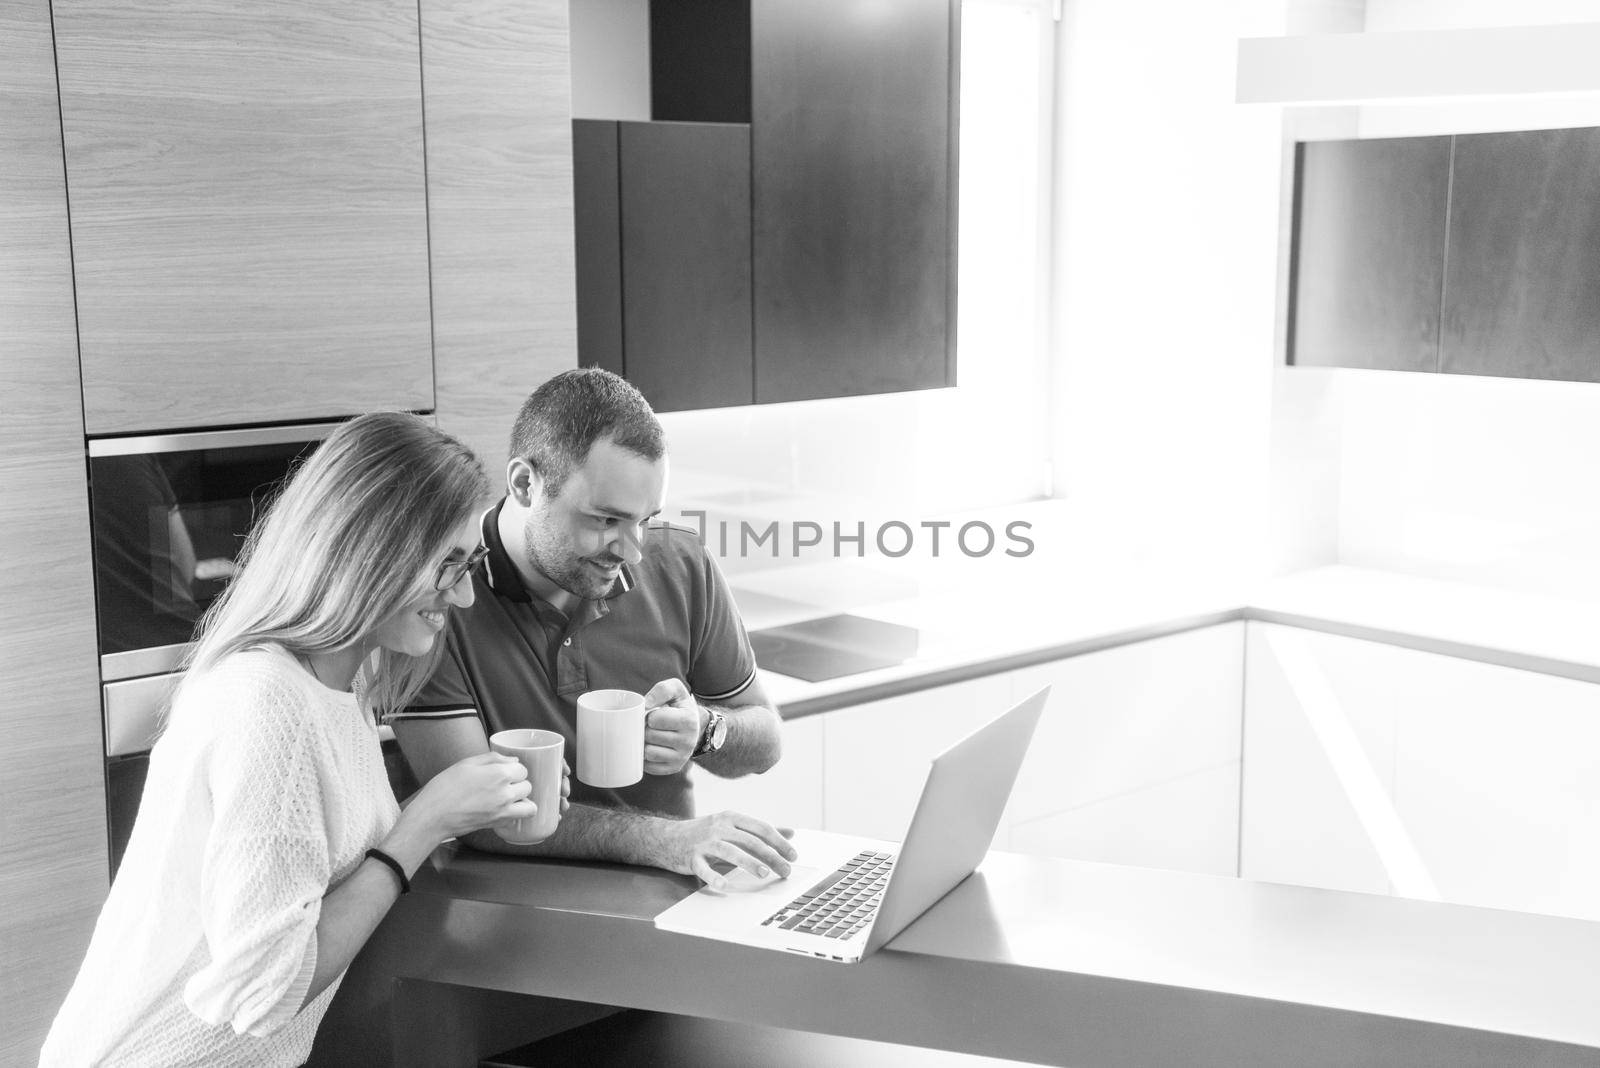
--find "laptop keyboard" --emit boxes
[761,850,896,940]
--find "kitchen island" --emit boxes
[312,551,1600,1066]
[310,835,1600,1067]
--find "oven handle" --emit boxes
[103,672,396,756]
[87,420,346,457]
[103,644,190,683]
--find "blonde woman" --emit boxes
[41,412,554,1067]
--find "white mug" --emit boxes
[488,728,565,844]
[576,689,646,788]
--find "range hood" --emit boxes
[1237,22,1600,106]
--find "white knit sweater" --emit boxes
[40,647,400,1067]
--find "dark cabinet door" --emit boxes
[620,121,753,411]
[650,0,751,124]
[574,119,625,378]
[751,0,956,403]
[1290,136,1451,372]
[1440,127,1600,382]
[106,752,151,877]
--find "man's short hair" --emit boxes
[509,368,666,497]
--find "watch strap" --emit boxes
[693,707,724,757]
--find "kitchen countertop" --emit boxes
[1246,565,1600,684]
[726,499,1253,716]
[311,837,1600,1067]
[729,515,1600,716]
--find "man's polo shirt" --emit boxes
[393,498,758,818]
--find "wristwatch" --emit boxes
[693,707,728,758]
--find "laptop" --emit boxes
[654,686,1050,963]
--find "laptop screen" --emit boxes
[864,687,1050,955]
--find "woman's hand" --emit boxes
[406,751,536,845]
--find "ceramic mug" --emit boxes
[488,728,565,844]
[576,689,646,788]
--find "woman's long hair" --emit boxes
[179,412,489,719]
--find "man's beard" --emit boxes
[522,520,620,600]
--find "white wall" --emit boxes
[1046,0,1286,583]
[1332,372,1600,599]
[569,0,650,121]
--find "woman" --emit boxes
[42,412,547,1067]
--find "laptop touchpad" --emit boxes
[714,866,785,894]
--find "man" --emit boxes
[392,368,797,887]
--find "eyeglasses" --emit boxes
[434,544,490,591]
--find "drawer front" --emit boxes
[103,672,180,757]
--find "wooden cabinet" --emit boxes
[1394,655,1600,921]
[791,623,1244,878]
[1289,125,1600,383]
[1241,623,1399,895]
[737,618,1600,916]
[1003,623,1244,876]
[422,0,578,479]
[574,118,753,412]
[650,0,751,125]
[573,120,625,380]
[620,119,752,412]
[572,0,957,411]
[1242,622,1600,922]
[821,675,1010,841]
[0,1,110,1059]
[751,0,956,403]
[53,0,434,433]
[1440,127,1600,382]
[620,121,753,412]
[1289,136,1450,372]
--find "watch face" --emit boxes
[708,712,728,750]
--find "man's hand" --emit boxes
[660,810,798,887]
[643,678,704,776]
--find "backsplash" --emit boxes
[659,385,1052,576]
[1332,369,1600,601]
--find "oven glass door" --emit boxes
[89,423,339,681]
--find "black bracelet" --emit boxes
[365,847,411,895]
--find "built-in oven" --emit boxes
[90,422,340,872]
